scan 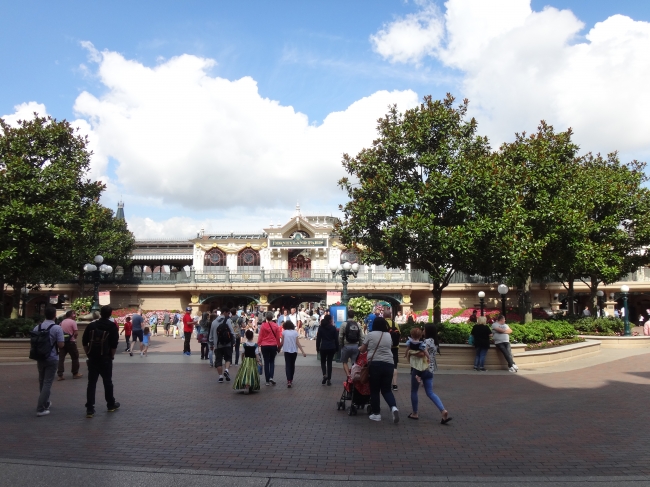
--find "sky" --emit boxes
[2,0,650,238]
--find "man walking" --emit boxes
[149,312,159,336]
[492,314,518,373]
[162,310,171,337]
[57,310,83,381]
[32,306,64,417]
[209,308,235,383]
[129,310,144,357]
[339,309,363,377]
[182,307,196,355]
[82,306,120,418]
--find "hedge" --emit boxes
[436,320,577,345]
[0,318,36,338]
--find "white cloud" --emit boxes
[370,2,444,64]
[1,101,48,126]
[371,0,650,157]
[73,45,420,211]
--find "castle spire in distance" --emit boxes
[116,199,125,221]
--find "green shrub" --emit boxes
[0,318,36,338]
[438,323,473,344]
[438,320,576,345]
[71,297,93,315]
[572,317,624,335]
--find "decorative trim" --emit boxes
[195,242,267,253]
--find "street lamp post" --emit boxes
[330,261,359,305]
[620,285,631,336]
[596,290,604,318]
[497,284,509,317]
[478,291,485,316]
[84,255,113,313]
[21,285,30,318]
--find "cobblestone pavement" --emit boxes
[2,340,650,478]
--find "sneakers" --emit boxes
[129,351,133,357]
[86,409,95,418]
[473,366,479,371]
[508,366,517,373]
[513,364,519,371]
[269,378,276,386]
[57,376,65,381]
[369,414,381,422]
[36,409,50,417]
[45,401,51,410]
[140,351,143,357]
[224,370,231,381]
[73,374,83,379]
[392,406,400,424]
[107,402,120,412]
[479,367,487,371]
[392,385,398,391]
[287,381,292,388]
[265,382,270,386]
[321,377,327,386]
[218,376,224,383]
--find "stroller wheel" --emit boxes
[349,405,357,416]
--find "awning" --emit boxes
[131,254,193,260]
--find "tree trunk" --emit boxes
[567,274,575,316]
[0,276,4,319]
[432,283,443,324]
[523,274,533,323]
[10,283,20,319]
[588,275,599,316]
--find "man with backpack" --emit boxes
[82,305,120,418]
[339,309,364,377]
[209,307,235,383]
[31,306,65,417]
[385,310,401,391]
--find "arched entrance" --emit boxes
[288,249,311,279]
[269,294,325,311]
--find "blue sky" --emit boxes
[2,0,650,237]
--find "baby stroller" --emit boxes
[336,351,372,416]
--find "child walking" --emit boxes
[120,316,132,352]
[233,330,261,394]
[279,320,306,388]
[142,326,151,357]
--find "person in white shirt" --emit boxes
[279,320,306,388]
[287,307,299,326]
[491,314,518,373]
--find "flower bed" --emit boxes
[524,337,585,351]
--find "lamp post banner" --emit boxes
[99,291,111,306]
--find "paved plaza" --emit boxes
[2,336,650,485]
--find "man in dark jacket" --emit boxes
[82,305,120,418]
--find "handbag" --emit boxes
[356,332,383,385]
[468,334,475,346]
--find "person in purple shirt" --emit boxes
[33,306,65,417]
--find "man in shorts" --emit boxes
[338,309,364,377]
[209,308,235,383]
[129,311,144,357]
[162,311,171,337]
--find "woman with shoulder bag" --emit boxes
[316,315,338,386]
[358,317,399,423]
[257,312,281,386]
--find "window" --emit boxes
[238,248,260,270]
[204,248,226,270]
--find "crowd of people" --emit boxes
[29,303,457,426]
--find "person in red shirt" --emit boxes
[182,307,197,356]
[257,311,282,386]
[119,316,133,352]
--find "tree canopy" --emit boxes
[0,115,134,317]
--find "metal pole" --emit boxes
[91,270,101,312]
[22,292,27,318]
[623,293,631,336]
[501,294,507,317]
[480,297,484,316]
[341,272,349,305]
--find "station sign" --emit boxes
[269,233,327,248]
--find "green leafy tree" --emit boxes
[347,296,374,319]
[0,115,134,317]
[338,95,490,324]
[471,122,581,323]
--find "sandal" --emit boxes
[407,413,419,420]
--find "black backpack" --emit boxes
[87,327,111,358]
[29,323,56,360]
[389,325,401,347]
[344,321,361,344]
[216,319,232,346]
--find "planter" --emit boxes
[513,340,600,368]
[578,335,650,348]
[0,338,31,363]
[398,343,527,370]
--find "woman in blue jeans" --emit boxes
[358,317,399,423]
[470,316,492,371]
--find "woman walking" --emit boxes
[279,320,306,388]
[316,315,338,386]
[257,311,281,386]
[405,327,451,423]
[198,312,211,361]
[233,330,262,394]
[470,316,491,371]
[358,317,399,423]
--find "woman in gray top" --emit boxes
[358,317,399,423]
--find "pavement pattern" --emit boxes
[2,335,650,479]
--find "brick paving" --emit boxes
[2,348,650,477]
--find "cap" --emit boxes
[185,307,192,312]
